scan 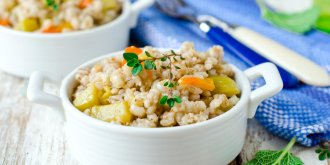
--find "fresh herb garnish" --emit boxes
[245,137,303,165]
[123,50,184,108]
[46,0,59,10]
[315,139,330,161]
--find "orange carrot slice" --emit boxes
[79,0,93,8]
[125,46,143,55]
[121,60,127,67]
[42,22,72,33]
[122,46,143,66]
[42,25,62,33]
[178,77,215,91]
[0,19,10,26]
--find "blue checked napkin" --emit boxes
[131,0,330,146]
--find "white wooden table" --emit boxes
[0,72,328,165]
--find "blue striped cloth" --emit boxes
[131,0,330,146]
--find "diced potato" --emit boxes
[61,22,73,30]
[73,84,100,111]
[19,18,40,32]
[102,0,118,10]
[211,76,240,97]
[138,53,152,60]
[100,86,111,105]
[220,104,233,112]
[90,101,132,124]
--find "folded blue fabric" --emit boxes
[131,0,330,146]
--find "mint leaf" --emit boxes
[316,147,330,160]
[171,50,176,55]
[145,51,152,57]
[167,98,175,108]
[127,59,138,67]
[159,95,168,105]
[144,60,154,70]
[315,140,330,161]
[132,63,142,76]
[315,148,322,153]
[245,137,303,165]
[168,82,174,88]
[46,0,58,10]
[161,57,167,61]
[123,53,138,61]
[174,96,182,103]
[164,81,169,86]
[174,65,181,69]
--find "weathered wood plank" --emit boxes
[0,72,77,165]
[0,72,327,165]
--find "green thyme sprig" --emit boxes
[46,0,59,10]
[315,139,330,161]
[123,50,185,108]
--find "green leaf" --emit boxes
[127,59,138,67]
[159,95,168,105]
[145,51,152,57]
[161,57,167,61]
[132,63,142,76]
[319,152,327,160]
[161,66,167,69]
[173,56,178,62]
[171,50,176,55]
[282,153,304,165]
[174,65,181,69]
[167,98,175,108]
[180,56,185,60]
[315,141,330,161]
[164,81,169,86]
[316,148,322,153]
[144,60,154,70]
[123,53,138,61]
[245,150,281,165]
[168,82,174,88]
[174,96,182,103]
[245,137,303,165]
[46,0,58,10]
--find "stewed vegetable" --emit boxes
[211,76,240,97]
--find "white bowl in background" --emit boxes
[0,0,154,82]
[27,50,283,165]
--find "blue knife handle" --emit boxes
[206,26,299,88]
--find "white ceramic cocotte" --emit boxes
[0,0,153,82]
[27,50,283,165]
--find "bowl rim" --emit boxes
[60,49,252,134]
[0,0,131,39]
